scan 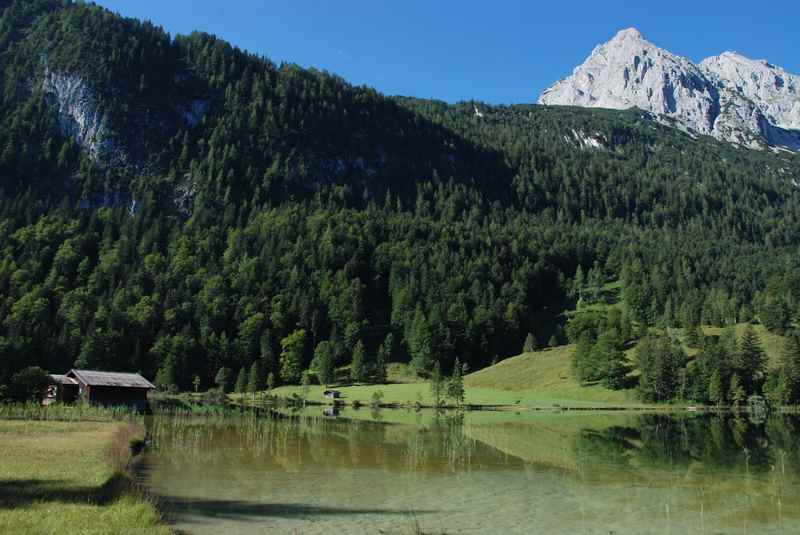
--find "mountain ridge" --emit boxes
[3,1,800,392]
[538,28,800,152]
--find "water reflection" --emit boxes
[141,411,800,534]
[573,414,800,475]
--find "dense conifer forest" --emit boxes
[2,0,800,403]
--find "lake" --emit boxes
[138,408,800,534]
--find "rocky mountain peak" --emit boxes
[539,30,800,152]
[539,28,718,136]
[611,27,645,41]
[700,51,800,131]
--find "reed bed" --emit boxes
[0,401,142,422]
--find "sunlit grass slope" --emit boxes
[272,346,641,407]
[0,420,170,535]
[464,345,640,405]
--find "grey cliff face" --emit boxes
[41,69,127,167]
[539,29,800,152]
[701,52,800,131]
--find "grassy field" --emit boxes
[0,419,171,535]
[270,346,644,408]
[464,345,639,404]
[267,320,787,409]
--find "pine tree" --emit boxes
[247,360,262,398]
[313,341,335,386]
[409,307,433,373]
[374,339,388,384]
[279,329,306,383]
[709,370,725,406]
[154,359,176,393]
[729,373,746,408]
[571,331,596,383]
[523,332,537,353]
[215,367,232,393]
[235,367,247,394]
[350,340,366,383]
[574,265,585,300]
[446,358,466,406]
[430,361,445,408]
[780,330,800,404]
[736,326,767,394]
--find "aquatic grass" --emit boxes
[0,402,142,422]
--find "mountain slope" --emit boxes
[538,28,800,151]
[2,1,800,395]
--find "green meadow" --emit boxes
[0,419,171,535]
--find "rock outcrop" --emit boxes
[538,29,800,151]
[42,69,127,167]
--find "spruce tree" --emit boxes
[374,340,388,384]
[234,367,247,394]
[279,329,306,383]
[780,330,800,404]
[350,340,366,383]
[430,361,445,408]
[313,341,335,386]
[736,326,767,394]
[215,367,232,393]
[709,370,725,406]
[155,358,176,392]
[446,358,466,406]
[409,308,433,373]
[247,360,262,398]
[729,373,746,408]
[523,332,537,353]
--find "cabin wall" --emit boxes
[88,386,149,409]
[59,385,78,403]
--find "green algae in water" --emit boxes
[139,410,800,534]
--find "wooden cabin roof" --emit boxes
[48,374,78,385]
[66,369,155,389]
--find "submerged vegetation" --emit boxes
[140,409,800,534]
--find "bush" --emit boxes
[202,387,228,406]
[8,367,50,402]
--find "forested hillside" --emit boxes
[2,0,800,398]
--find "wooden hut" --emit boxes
[46,369,155,410]
[44,374,79,405]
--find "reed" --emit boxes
[0,401,141,422]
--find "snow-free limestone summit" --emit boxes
[538,28,800,152]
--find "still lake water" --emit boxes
[139,409,800,534]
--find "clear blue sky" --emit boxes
[93,0,799,105]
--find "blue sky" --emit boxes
[94,0,798,105]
